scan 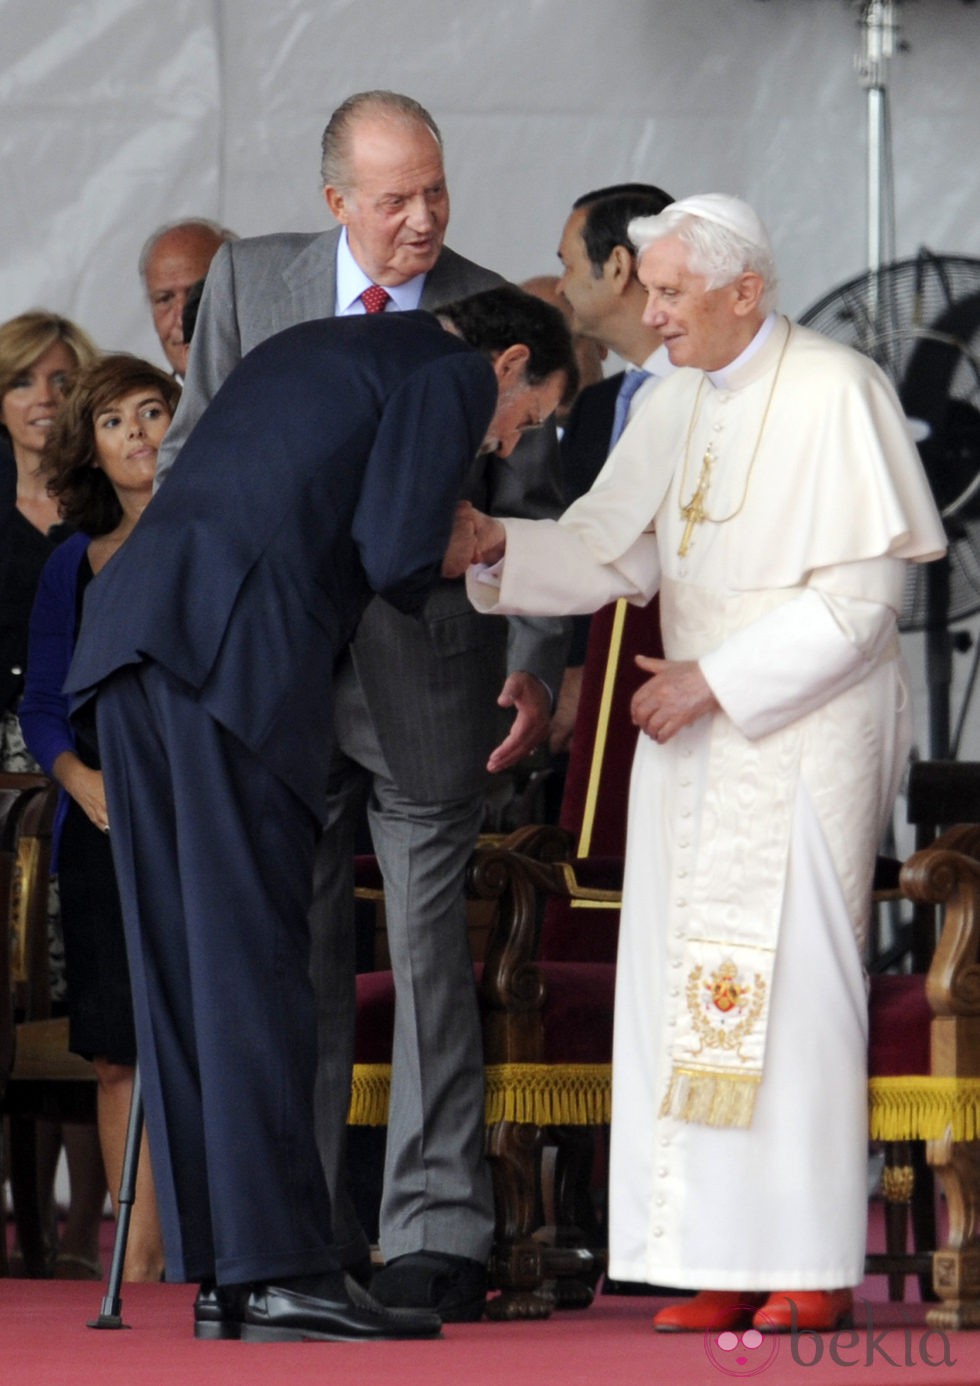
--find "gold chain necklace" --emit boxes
[677,324,792,557]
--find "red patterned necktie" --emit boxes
[360,284,391,314]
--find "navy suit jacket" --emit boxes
[558,373,622,665]
[153,228,569,801]
[65,313,496,819]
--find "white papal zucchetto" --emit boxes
[629,193,773,259]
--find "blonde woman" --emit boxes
[0,309,108,1278]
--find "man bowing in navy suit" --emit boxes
[64,286,575,1343]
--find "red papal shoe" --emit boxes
[753,1289,854,1334]
[653,1290,767,1333]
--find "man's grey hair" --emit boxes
[138,219,238,283]
[630,199,778,314]
[319,90,443,193]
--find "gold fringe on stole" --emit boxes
[576,598,627,858]
[869,1077,980,1142]
[348,1062,612,1127]
[659,1066,760,1129]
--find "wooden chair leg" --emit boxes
[927,1132,980,1329]
[545,1125,605,1308]
[881,1140,916,1301]
[0,1120,8,1277]
[909,1141,939,1302]
[485,1118,557,1320]
[6,1114,52,1277]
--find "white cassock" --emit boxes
[468,315,947,1290]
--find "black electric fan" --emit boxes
[799,250,980,758]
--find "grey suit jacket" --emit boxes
[156,227,569,802]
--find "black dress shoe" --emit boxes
[370,1252,487,1323]
[343,1273,444,1328]
[344,1254,375,1289]
[239,1281,442,1342]
[194,1281,250,1341]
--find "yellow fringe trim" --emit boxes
[659,1067,760,1129]
[348,1064,393,1126]
[348,1062,612,1127]
[484,1064,611,1126]
[869,1077,980,1141]
[352,1069,980,1140]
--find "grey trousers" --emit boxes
[308,658,494,1265]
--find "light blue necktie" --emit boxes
[609,368,651,447]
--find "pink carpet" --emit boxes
[4,1205,980,1386]
[1,1279,978,1386]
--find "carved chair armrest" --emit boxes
[495,823,574,862]
[899,825,980,1026]
[470,843,624,1069]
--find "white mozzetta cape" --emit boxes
[470,316,946,618]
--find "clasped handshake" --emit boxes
[440,500,507,578]
[438,501,721,745]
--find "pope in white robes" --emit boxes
[463,195,947,1335]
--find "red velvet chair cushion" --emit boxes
[354,961,616,1067]
[354,969,398,1064]
[537,962,615,1063]
[867,973,931,1077]
[354,855,383,891]
[557,600,663,860]
[358,967,928,1075]
[539,600,661,962]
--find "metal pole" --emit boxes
[855,0,900,334]
[87,1064,144,1329]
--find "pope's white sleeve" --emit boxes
[466,517,661,617]
[698,556,906,740]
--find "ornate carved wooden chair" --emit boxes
[0,779,24,1276]
[865,761,980,1318]
[0,771,97,1278]
[464,815,980,1329]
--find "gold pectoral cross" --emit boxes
[678,444,715,557]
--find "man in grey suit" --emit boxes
[154,90,569,1321]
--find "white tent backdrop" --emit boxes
[2,0,979,763]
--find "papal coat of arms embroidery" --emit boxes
[705,959,747,1014]
[685,958,767,1059]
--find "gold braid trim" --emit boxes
[869,1077,980,1142]
[348,1062,612,1127]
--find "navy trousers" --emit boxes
[96,661,341,1285]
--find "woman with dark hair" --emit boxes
[21,353,181,1281]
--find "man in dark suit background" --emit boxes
[154,90,569,1321]
[65,289,576,1342]
[548,185,675,771]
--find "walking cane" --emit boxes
[87,1063,143,1329]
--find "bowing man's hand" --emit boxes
[630,656,719,744]
[486,670,551,773]
[471,509,507,566]
[441,501,480,578]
